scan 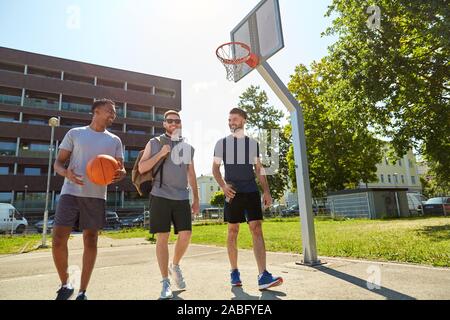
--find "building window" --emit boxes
[385,158,389,165]
[24,167,42,176]
[387,174,391,183]
[411,176,416,185]
[398,159,402,166]
[218,187,220,191]
[27,119,47,125]
[125,149,140,162]
[0,192,12,203]
[0,141,17,156]
[380,174,384,183]
[409,159,413,168]
[0,114,17,123]
[210,186,214,192]
[394,174,398,184]
[401,175,405,184]
[0,166,9,175]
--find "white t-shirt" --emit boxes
[59,126,124,200]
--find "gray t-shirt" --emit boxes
[149,135,195,201]
[59,126,124,200]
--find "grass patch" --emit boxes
[103,216,450,267]
[0,234,48,255]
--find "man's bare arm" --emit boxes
[188,160,200,214]
[138,141,170,174]
[255,157,272,208]
[54,149,84,185]
[212,157,236,199]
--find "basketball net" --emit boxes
[216,42,259,82]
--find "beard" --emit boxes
[230,124,243,133]
[166,127,182,140]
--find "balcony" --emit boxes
[124,150,140,163]
[14,200,47,210]
[63,72,95,85]
[0,140,17,156]
[127,109,153,121]
[0,61,24,74]
[23,97,59,110]
[126,125,151,135]
[0,94,21,106]
[114,103,125,118]
[19,150,52,158]
[155,108,166,121]
[27,66,61,80]
[61,101,91,114]
[0,149,16,156]
[19,142,56,159]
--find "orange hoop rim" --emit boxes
[216,41,252,65]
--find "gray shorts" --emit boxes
[54,194,106,231]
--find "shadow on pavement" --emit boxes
[231,287,286,300]
[313,265,416,300]
[260,289,286,300]
[157,289,185,300]
[231,287,259,300]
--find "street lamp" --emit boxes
[393,172,401,218]
[115,186,119,212]
[41,117,59,248]
[23,185,28,213]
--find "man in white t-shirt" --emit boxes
[52,98,126,300]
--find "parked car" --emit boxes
[144,210,150,225]
[0,203,28,234]
[35,215,55,234]
[121,214,144,228]
[422,197,450,215]
[407,193,427,215]
[269,204,287,215]
[105,211,123,230]
[201,208,222,219]
[281,204,299,216]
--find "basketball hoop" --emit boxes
[216,42,259,81]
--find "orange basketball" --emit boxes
[86,154,119,186]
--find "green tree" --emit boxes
[324,0,450,184]
[287,60,383,197]
[238,85,290,200]
[210,191,225,207]
[420,160,450,198]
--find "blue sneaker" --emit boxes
[230,269,242,287]
[258,270,283,290]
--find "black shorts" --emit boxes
[54,194,106,231]
[224,192,263,224]
[149,195,192,234]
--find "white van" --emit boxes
[0,203,28,234]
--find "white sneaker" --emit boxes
[169,263,186,290]
[160,279,173,299]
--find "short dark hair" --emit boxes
[92,98,115,113]
[164,110,180,119]
[229,107,247,120]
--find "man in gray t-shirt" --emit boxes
[138,110,199,299]
[52,99,126,300]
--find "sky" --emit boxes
[0,0,338,176]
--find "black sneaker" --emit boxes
[55,285,74,300]
[76,291,88,300]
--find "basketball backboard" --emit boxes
[230,0,284,82]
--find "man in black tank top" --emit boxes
[212,108,283,291]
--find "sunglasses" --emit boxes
[165,119,181,124]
